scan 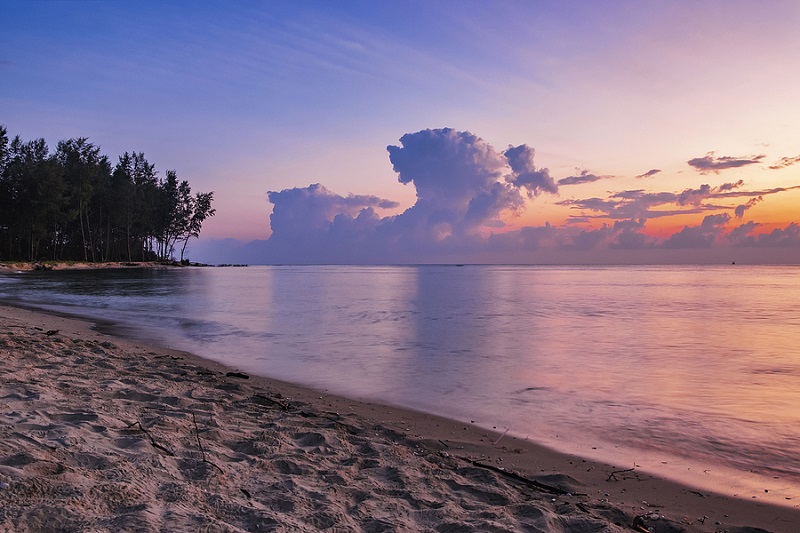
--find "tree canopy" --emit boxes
[0,126,215,263]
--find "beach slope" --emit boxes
[0,304,797,532]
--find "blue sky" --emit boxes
[3,1,800,263]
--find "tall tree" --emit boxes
[0,136,64,260]
[57,138,109,262]
[180,190,216,261]
[0,127,214,263]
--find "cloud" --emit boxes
[729,223,800,248]
[557,170,605,186]
[717,180,745,192]
[487,223,554,252]
[728,221,760,243]
[561,181,784,221]
[562,189,701,220]
[263,183,400,262]
[503,144,559,197]
[635,169,661,179]
[676,184,712,206]
[751,223,800,247]
[567,225,612,251]
[688,152,765,173]
[235,128,800,264]
[610,218,651,250]
[267,183,397,238]
[387,128,527,232]
[734,196,762,218]
[263,128,543,262]
[712,184,800,198]
[769,155,800,170]
[663,213,731,249]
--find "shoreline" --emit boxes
[1,303,799,531]
[0,261,191,272]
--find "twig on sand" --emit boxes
[192,412,207,462]
[126,420,174,456]
[192,412,224,474]
[459,457,584,496]
[493,428,510,445]
[606,466,635,482]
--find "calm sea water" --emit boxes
[2,265,799,499]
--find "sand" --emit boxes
[0,262,171,272]
[1,302,799,532]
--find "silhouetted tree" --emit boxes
[57,138,110,262]
[0,126,214,263]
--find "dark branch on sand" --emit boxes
[460,457,584,496]
[252,393,292,411]
[606,466,635,482]
[126,420,174,456]
[192,412,207,462]
[192,412,224,474]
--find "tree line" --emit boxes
[0,126,215,263]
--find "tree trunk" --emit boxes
[79,197,88,261]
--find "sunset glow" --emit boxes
[3,1,800,263]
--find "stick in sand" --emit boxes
[494,428,510,445]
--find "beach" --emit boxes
[1,302,799,532]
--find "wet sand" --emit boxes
[1,302,798,532]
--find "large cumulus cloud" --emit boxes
[387,129,527,235]
[263,128,561,263]
[248,128,800,264]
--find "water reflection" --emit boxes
[3,265,800,495]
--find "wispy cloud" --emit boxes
[557,170,607,186]
[560,181,796,222]
[688,152,765,173]
[635,169,661,179]
[769,155,800,170]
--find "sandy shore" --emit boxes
[0,261,175,272]
[1,303,799,532]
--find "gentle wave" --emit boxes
[3,264,800,497]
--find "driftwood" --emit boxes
[631,514,650,533]
[252,393,292,411]
[606,466,635,482]
[460,457,585,496]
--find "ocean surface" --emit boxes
[2,264,799,499]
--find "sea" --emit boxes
[1,264,799,502]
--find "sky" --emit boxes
[3,0,800,264]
